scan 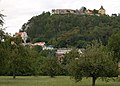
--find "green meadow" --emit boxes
[0,76,120,86]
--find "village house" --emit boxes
[33,42,45,47]
[56,48,83,63]
[86,9,94,15]
[42,45,54,50]
[56,48,72,62]
[15,32,28,43]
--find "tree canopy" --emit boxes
[21,12,120,48]
[108,30,120,61]
[68,41,118,86]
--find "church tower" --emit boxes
[98,6,106,15]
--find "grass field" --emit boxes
[0,76,120,86]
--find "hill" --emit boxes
[21,12,120,48]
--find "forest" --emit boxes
[21,12,120,48]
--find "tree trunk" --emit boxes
[92,77,96,86]
[13,67,16,79]
[118,61,120,77]
[13,73,16,79]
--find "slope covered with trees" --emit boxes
[21,12,120,48]
[1,12,120,86]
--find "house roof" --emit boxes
[34,42,45,46]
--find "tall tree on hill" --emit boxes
[68,41,118,86]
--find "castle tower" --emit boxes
[98,6,106,15]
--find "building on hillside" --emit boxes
[98,6,106,15]
[52,6,106,16]
[33,42,45,47]
[118,13,120,16]
[52,8,86,15]
[56,48,72,63]
[56,48,72,56]
[79,7,87,15]
[33,42,54,50]
[111,14,117,17]
[21,32,28,43]
[86,9,94,15]
[52,9,78,15]
[42,45,54,50]
[15,32,28,43]
[56,48,84,63]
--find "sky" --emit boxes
[0,0,120,35]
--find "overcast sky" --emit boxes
[0,0,120,35]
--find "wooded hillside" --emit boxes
[21,12,120,48]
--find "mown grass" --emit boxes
[0,76,120,86]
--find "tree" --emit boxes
[0,44,9,75]
[0,12,4,26]
[8,37,22,78]
[8,37,38,78]
[40,57,60,77]
[0,12,39,77]
[33,45,42,53]
[40,50,55,58]
[68,41,118,86]
[63,49,80,65]
[108,30,120,61]
[0,12,7,75]
[0,12,5,42]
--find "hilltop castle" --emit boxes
[52,6,106,16]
